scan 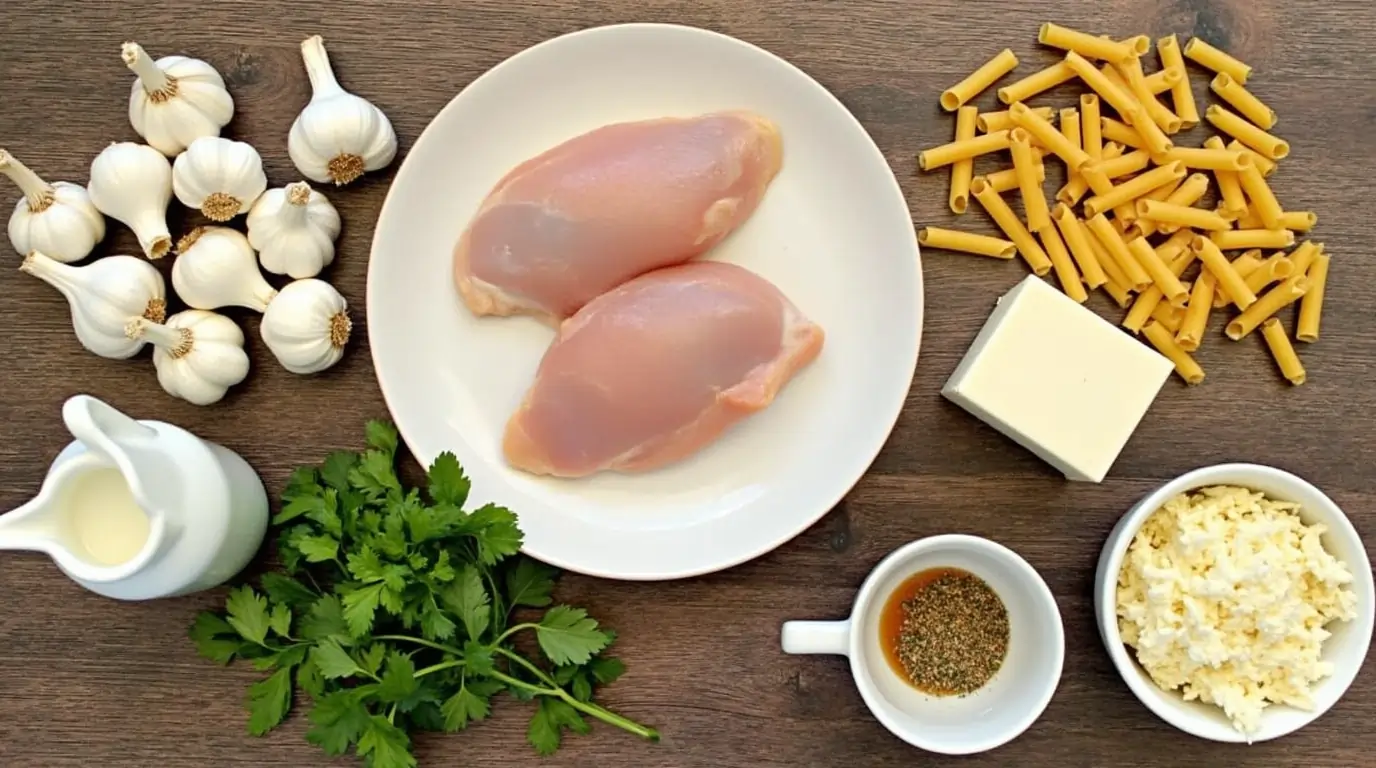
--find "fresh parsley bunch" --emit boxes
[190,420,658,768]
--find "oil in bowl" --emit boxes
[880,567,1010,696]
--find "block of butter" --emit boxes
[941,275,1174,482]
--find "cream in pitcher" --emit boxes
[0,394,269,600]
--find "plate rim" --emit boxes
[366,21,924,579]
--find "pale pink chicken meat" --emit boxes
[503,261,824,477]
[453,111,784,322]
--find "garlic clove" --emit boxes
[288,35,398,186]
[246,181,341,278]
[1,149,107,263]
[260,278,351,374]
[87,142,174,260]
[172,137,268,222]
[127,309,249,406]
[20,251,166,359]
[123,42,235,157]
[172,226,278,312]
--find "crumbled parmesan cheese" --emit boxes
[1116,485,1358,736]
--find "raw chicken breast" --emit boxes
[503,261,824,477]
[453,111,784,322]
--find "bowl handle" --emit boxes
[781,620,851,656]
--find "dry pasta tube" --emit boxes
[1288,241,1323,276]
[1234,207,1264,230]
[1038,224,1088,303]
[1117,55,1182,134]
[1183,37,1253,83]
[1083,161,1186,217]
[1237,162,1283,229]
[1149,173,1211,234]
[1101,276,1134,308]
[942,48,1019,111]
[1175,271,1215,351]
[1243,253,1295,295]
[1206,105,1289,160]
[1157,35,1200,128]
[1129,106,1174,155]
[1131,178,1185,237]
[1123,285,1166,333]
[1101,117,1144,149]
[1123,247,1195,333]
[1261,319,1307,385]
[1226,276,1310,340]
[1064,51,1141,119]
[1212,250,1263,308]
[1128,235,1189,306]
[1087,220,1134,292]
[1156,146,1250,171]
[1010,129,1051,231]
[1052,205,1107,288]
[1229,140,1276,177]
[1011,102,1090,170]
[918,227,1017,259]
[978,106,1056,133]
[1143,66,1182,95]
[1296,252,1329,342]
[1088,213,1152,289]
[948,106,980,214]
[1280,211,1318,232]
[1210,228,1294,250]
[1210,73,1277,130]
[1153,299,1186,333]
[1057,142,1123,205]
[919,130,1011,170]
[1193,235,1257,309]
[1120,35,1152,56]
[970,177,1053,275]
[1136,199,1234,231]
[1060,108,1083,170]
[997,62,1076,105]
[1081,94,1103,158]
[1095,149,1152,179]
[985,162,1045,194]
[1040,23,1135,62]
[1205,137,1248,217]
[1143,320,1205,385]
[1158,230,1199,269]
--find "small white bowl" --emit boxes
[1095,463,1375,743]
[782,534,1064,754]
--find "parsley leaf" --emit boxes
[505,557,557,609]
[419,596,457,641]
[357,715,416,768]
[528,698,590,756]
[294,533,340,563]
[535,606,612,666]
[466,503,523,566]
[189,612,244,664]
[311,639,362,679]
[269,605,293,638]
[320,451,358,491]
[342,583,384,638]
[226,586,271,646]
[307,690,371,756]
[366,419,399,456]
[246,666,294,736]
[351,449,402,501]
[299,595,352,645]
[462,640,495,677]
[440,682,491,731]
[426,452,470,507]
[261,572,318,609]
[376,652,420,705]
[441,566,490,641]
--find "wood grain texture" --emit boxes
[1,0,1374,766]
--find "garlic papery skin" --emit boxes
[19,251,167,359]
[288,35,398,186]
[1,150,106,263]
[87,142,173,260]
[172,226,278,312]
[123,41,235,157]
[172,137,267,222]
[246,181,341,278]
[127,310,249,406]
[260,278,351,374]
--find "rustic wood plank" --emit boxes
[1,0,1374,766]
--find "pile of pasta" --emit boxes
[916,23,1327,387]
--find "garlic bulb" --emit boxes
[288,35,397,185]
[1,149,106,263]
[123,42,235,157]
[19,251,166,359]
[260,278,351,374]
[172,136,267,222]
[246,181,341,278]
[87,142,173,260]
[127,310,248,406]
[172,226,278,312]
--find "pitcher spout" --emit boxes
[0,495,61,555]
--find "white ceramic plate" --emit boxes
[368,23,922,580]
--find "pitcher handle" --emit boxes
[781,619,851,656]
[62,395,155,461]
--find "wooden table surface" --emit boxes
[2,0,1373,766]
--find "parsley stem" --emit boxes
[415,659,464,678]
[487,669,660,742]
[373,635,464,656]
[494,647,557,687]
[494,622,539,646]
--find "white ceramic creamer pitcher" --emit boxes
[0,394,269,600]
